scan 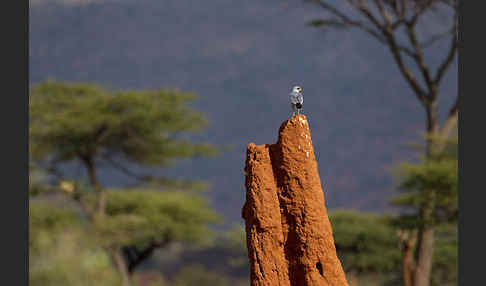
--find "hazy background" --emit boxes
[29,0,457,223]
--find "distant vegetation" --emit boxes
[29,79,456,285]
[330,209,457,286]
[29,80,220,286]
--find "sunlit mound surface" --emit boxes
[242,115,348,286]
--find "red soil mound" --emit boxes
[242,115,348,286]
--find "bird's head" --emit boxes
[292,86,303,93]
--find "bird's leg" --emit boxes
[297,108,300,116]
[291,104,295,117]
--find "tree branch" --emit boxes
[420,26,455,49]
[357,1,428,104]
[398,0,407,18]
[357,2,387,33]
[409,0,436,26]
[308,1,355,23]
[405,21,434,92]
[375,0,393,26]
[309,0,455,106]
[308,1,416,58]
[125,244,158,274]
[376,0,433,92]
[102,154,153,182]
[308,0,382,37]
[433,25,457,85]
[124,234,171,274]
[440,95,459,138]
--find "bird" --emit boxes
[289,86,303,117]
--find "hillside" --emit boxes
[29,0,457,223]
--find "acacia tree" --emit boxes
[29,80,220,285]
[303,1,458,286]
[329,211,401,286]
[329,209,457,286]
[29,189,219,286]
[392,136,457,286]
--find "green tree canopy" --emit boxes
[29,80,218,204]
[29,80,222,284]
[30,80,217,168]
[29,189,220,284]
[329,210,457,286]
[29,200,121,286]
[392,136,458,229]
[329,210,401,275]
[430,224,457,286]
[90,189,220,248]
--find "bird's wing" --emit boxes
[297,93,303,104]
[290,92,298,104]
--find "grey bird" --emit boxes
[289,86,303,117]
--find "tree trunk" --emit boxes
[83,158,131,284]
[412,102,439,286]
[413,190,436,286]
[83,156,106,218]
[403,251,414,286]
[400,231,417,286]
[111,247,132,286]
[124,244,158,275]
[347,271,359,286]
[413,227,435,286]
